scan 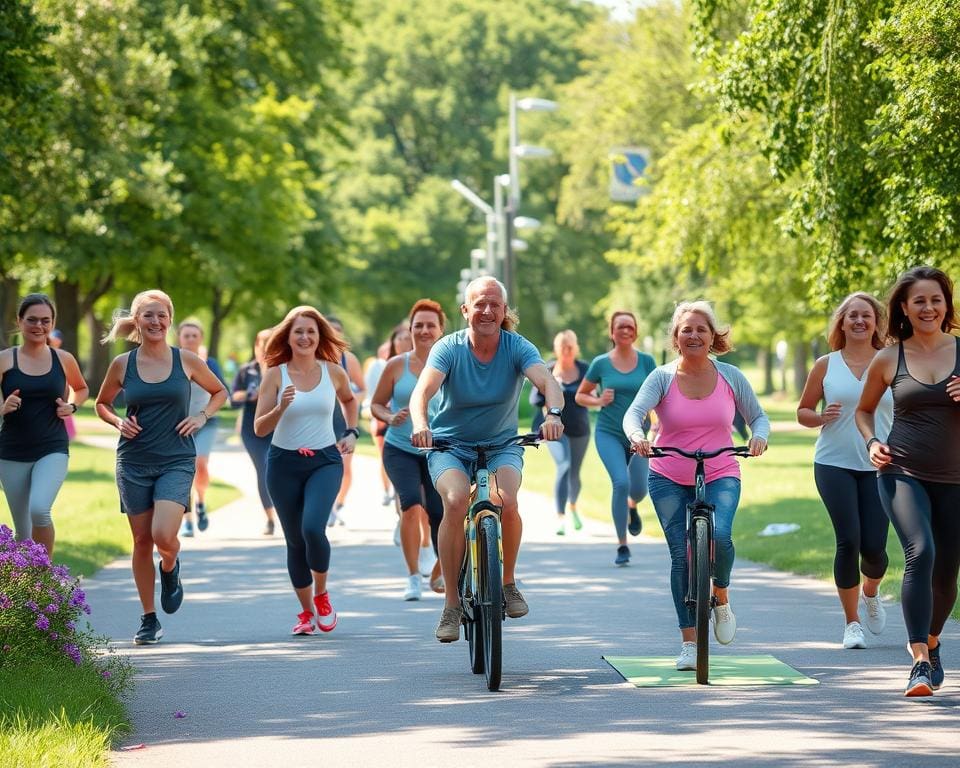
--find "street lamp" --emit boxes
[451,179,496,276]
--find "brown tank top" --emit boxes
[881,337,960,484]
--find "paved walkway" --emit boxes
[83,439,960,767]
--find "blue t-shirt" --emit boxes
[584,350,656,441]
[426,329,543,445]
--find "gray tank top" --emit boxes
[881,337,960,484]
[117,347,195,464]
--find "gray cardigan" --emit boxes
[622,359,770,442]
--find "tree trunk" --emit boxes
[0,275,20,347]
[209,287,236,361]
[791,339,809,395]
[757,344,774,395]
[85,310,110,393]
[53,280,81,355]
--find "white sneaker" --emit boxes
[712,603,737,645]
[392,520,401,547]
[418,547,436,577]
[676,641,697,671]
[843,620,867,649]
[860,593,886,635]
[403,574,422,601]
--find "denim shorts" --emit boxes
[192,419,218,457]
[427,443,524,486]
[116,458,196,515]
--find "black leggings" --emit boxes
[241,427,273,510]
[814,463,889,589]
[381,443,442,553]
[266,445,343,589]
[878,473,960,644]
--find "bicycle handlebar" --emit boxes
[428,432,542,453]
[646,445,752,460]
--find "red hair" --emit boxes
[264,306,348,367]
[408,298,447,330]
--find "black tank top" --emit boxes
[882,337,960,484]
[117,347,195,464]
[0,348,69,461]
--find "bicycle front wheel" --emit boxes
[478,514,503,691]
[693,516,711,684]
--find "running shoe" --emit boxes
[382,492,394,506]
[159,558,183,614]
[860,593,886,635]
[263,519,275,536]
[712,603,737,645]
[436,605,463,642]
[180,519,194,538]
[556,520,566,536]
[327,504,342,528]
[905,661,933,697]
[930,643,944,690]
[570,507,583,531]
[196,502,209,532]
[134,612,163,645]
[292,611,315,635]
[843,621,866,649]
[628,507,642,536]
[418,547,437,577]
[676,641,697,671]
[403,574,422,601]
[615,545,630,566]
[392,520,401,547]
[313,592,337,632]
[503,582,528,618]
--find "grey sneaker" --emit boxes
[503,582,528,618]
[436,606,463,642]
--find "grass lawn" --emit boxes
[0,661,130,768]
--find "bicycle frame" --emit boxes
[464,447,503,608]
[684,455,715,613]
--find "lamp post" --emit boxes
[504,92,557,302]
[451,179,497,276]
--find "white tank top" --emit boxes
[271,362,338,450]
[814,351,893,471]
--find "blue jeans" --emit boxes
[594,430,649,540]
[648,470,741,629]
[546,433,590,516]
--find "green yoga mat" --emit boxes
[603,654,819,687]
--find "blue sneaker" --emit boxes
[159,558,184,614]
[180,519,194,537]
[196,503,209,532]
[615,545,630,566]
[930,643,944,690]
[905,660,933,697]
[628,508,642,536]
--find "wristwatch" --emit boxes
[342,427,360,439]
[546,407,563,419]
[69,403,78,414]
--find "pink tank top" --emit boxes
[651,374,740,485]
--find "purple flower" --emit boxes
[52,565,70,581]
[101,670,111,679]
[11,552,27,568]
[44,603,59,614]
[0,594,11,610]
[69,589,87,608]
[50,632,59,641]
[24,600,38,613]
[35,615,50,631]
[65,620,77,632]
[62,643,82,665]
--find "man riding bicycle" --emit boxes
[410,277,565,642]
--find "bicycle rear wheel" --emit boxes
[693,516,711,684]
[478,514,503,691]
[462,557,484,674]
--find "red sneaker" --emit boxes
[314,592,337,632]
[292,610,315,635]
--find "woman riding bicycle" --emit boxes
[624,301,768,671]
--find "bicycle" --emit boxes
[646,445,751,684]
[430,432,541,691]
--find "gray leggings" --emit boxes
[0,453,69,539]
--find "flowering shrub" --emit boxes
[0,526,131,694]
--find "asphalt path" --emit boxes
[82,439,960,767]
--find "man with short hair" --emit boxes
[410,277,564,642]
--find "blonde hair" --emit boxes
[263,306,348,367]
[669,301,732,355]
[463,276,519,331]
[553,329,579,356]
[178,320,204,337]
[827,292,886,351]
[103,290,175,344]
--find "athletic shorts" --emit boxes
[382,443,433,510]
[116,458,195,515]
[193,419,218,457]
[427,443,523,486]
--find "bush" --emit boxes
[0,525,132,695]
